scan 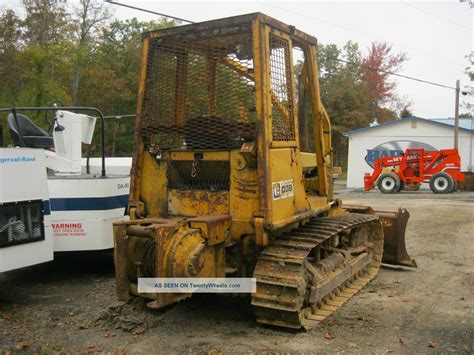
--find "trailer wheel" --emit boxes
[429,172,455,194]
[377,172,401,194]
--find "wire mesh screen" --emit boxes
[0,200,45,248]
[269,33,295,141]
[168,160,230,191]
[141,28,257,150]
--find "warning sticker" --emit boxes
[52,222,86,237]
[272,179,294,200]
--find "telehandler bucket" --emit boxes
[344,205,417,268]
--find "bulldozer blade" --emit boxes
[344,205,417,268]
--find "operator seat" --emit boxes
[7,113,54,149]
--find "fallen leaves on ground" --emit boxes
[428,341,437,348]
[105,331,117,338]
[11,321,22,330]
[86,343,95,353]
[324,331,335,340]
[114,350,126,355]
[2,314,11,320]
[15,342,29,350]
[347,341,358,348]
[132,327,145,335]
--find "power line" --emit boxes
[399,0,472,33]
[331,57,458,91]
[104,0,194,24]
[104,1,466,93]
[259,1,462,69]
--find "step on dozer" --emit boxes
[113,13,416,330]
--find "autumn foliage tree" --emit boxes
[361,42,407,123]
[0,2,176,154]
[1,2,410,163]
[309,41,409,167]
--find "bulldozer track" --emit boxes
[252,213,384,330]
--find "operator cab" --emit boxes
[404,148,424,178]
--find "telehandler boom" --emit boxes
[113,13,416,329]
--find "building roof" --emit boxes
[344,116,474,136]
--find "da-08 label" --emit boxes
[272,179,294,200]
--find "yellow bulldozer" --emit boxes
[113,13,416,330]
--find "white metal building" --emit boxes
[344,116,474,188]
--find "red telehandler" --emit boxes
[364,148,464,194]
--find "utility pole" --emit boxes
[454,79,460,150]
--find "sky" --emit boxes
[2,0,473,118]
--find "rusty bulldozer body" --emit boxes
[113,13,416,329]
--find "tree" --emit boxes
[94,17,177,156]
[70,0,113,105]
[0,9,23,106]
[461,52,473,115]
[312,42,372,166]
[400,106,412,118]
[361,42,407,120]
[16,0,73,108]
[21,0,70,46]
[375,107,397,123]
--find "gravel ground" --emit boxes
[1,189,473,354]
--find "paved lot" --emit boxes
[1,190,473,354]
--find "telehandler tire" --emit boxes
[430,172,454,194]
[377,172,401,194]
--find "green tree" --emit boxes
[316,42,372,167]
[22,0,70,46]
[0,9,23,106]
[91,17,177,156]
[70,0,113,105]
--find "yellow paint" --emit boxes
[140,151,168,217]
[303,44,330,197]
[116,15,347,310]
[170,151,230,161]
[129,37,149,204]
[292,151,312,213]
[269,148,296,224]
[229,150,258,239]
[168,189,229,217]
[301,152,317,168]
